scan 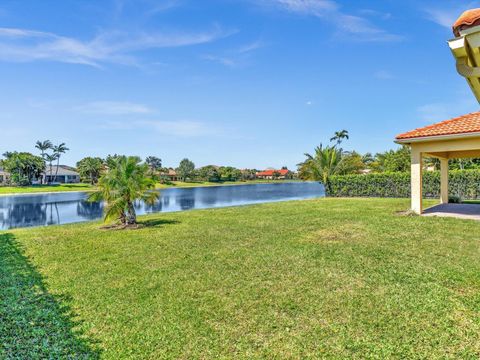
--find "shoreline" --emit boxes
[0,180,308,197]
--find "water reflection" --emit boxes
[0,182,324,230]
[77,201,104,220]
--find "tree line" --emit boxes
[1,140,69,185]
[297,130,480,192]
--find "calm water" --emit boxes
[0,182,324,230]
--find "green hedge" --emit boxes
[327,170,480,199]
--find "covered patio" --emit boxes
[396,112,480,217]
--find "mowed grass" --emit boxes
[1,198,480,358]
[0,183,94,195]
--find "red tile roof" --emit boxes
[396,112,480,141]
[453,8,480,37]
[256,169,290,176]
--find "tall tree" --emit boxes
[52,143,69,182]
[35,140,52,184]
[145,156,162,177]
[330,130,349,145]
[218,166,242,181]
[76,157,104,185]
[89,156,159,226]
[176,158,195,182]
[197,165,220,182]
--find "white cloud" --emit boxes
[424,2,479,29]
[101,119,222,137]
[203,39,265,67]
[273,0,338,14]
[417,97,478,123]
[201,54,238,67]
[0,26,234,67]
[77,101,153,115]
[261,0,402,42]
[139,120,221,137]
[374,70,395,80]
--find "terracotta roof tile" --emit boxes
[453,8,480,37]
[396,112,480,140]
[256,169,290,176]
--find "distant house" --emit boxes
[0,168,10,184]
[44,165,80,184]
[256,169,292,180]
[160,168,179,181]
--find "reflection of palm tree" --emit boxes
[54,203,60,225]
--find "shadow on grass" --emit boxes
[0,233,101,359]
[138,219,180,228]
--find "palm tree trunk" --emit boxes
[54,156,60,182]
[126,202,136,225]
[48,162,53,184]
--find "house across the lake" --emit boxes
[0,168,10,184]
[160,168,179,181]
[44,165,80,184]
[256,169,292,180]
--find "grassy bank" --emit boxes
[0,183,95,195]
[155,179,300,189]
[0,180,299,195]
[1,198,479,358]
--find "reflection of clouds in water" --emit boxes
[0,183,325,230]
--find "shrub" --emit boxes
[327,170,480,200]
[448,195,462,204]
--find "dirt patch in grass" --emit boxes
[301,222,369,244]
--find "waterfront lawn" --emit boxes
[0,183,94,195]
[0,180,295,195]
[1,198,480,358]
[155,179,300,188]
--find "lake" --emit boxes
[0,182,325,230]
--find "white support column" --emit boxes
[440,158,449,204]
[411,148,423,214]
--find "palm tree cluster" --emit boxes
[89,156,159,226]
[35,140,69,184]
[298,130,351,193]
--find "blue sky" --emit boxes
[0,0,479,169]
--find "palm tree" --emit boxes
[45,153,58,184]
[52,143,69,183]
[89,156,159,226]
[330,130,349,145]
[35,140,52,184]
[298,144,343,194]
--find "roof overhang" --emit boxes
[395,131,480,144]
[448,25,480,103]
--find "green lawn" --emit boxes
[0,183,95,195]
[1,198,480,358]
